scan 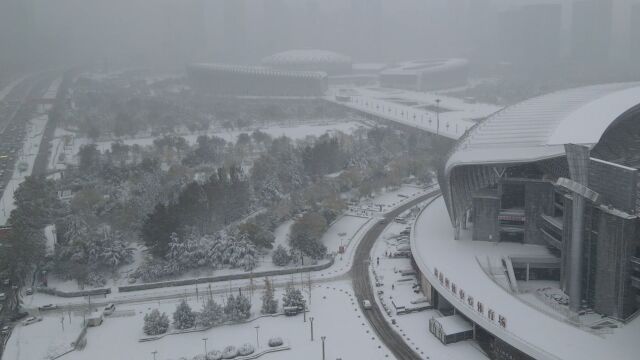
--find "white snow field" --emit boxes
[52,120,367,165]
[327,85,502,140]
[17,281,393,360]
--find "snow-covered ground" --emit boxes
[8,281,394,360]
[369,213,488,360]
[3,312,85,360]
[328,85,502,139]
[49,120,367,167]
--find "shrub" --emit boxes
[268,337,283,347]
[173,300,196,330]
[271,245,290,266]
[197,298,223,327]
[221,345,238,359]
[143,309,170,335]
[206,350,222,360]
[238,343,255,356]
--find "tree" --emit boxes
[261,278,278,314]
[282,284,305,309]
[143,309,170,335]
[271,245,290,266]
[224,292,251,322]
[173,299,196,329]
[289,212,327,259]
[78,144,100,173]
[237,222,274,249]
[141,203,179,257]
[197,298,223,327]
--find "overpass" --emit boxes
[327,86,503,140]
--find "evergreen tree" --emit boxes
[271,245,290,266]
[141,203,179,257]
[197,298,223,327]
[282,284,305,309]
[261,278,278,314]
[224,291,251,322]
[143,309,170,335]
[173,299,196,329]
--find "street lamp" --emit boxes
[309,317,314,341]
[202,338,208,354]
[151,350,158,360]
[435,98,441,135]
[254,325,260,348]
[321,336,326,360]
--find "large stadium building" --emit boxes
[379,58,469,92]
[261,49,352,75]
[411,83,640,359]
[187,63,327,97]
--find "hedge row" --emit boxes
[119,257,334,293]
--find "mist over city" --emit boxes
[0,1,639,360]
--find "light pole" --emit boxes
[254,325,260,348]
[321,336,326,360]
[435,98,441,135]
[202,338,208,354]
[151,350,157,360]
[309,317,314,341]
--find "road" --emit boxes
[351,189,440,360]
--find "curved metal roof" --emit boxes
[445,82,640,175]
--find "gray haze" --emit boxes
[1,0,639,80]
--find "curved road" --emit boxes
[352,189,440,360]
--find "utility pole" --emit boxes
[321,336,326,360]
[435,98,441,135]
[310,317,314,341]
[254,325,260,348]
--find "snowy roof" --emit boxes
[445,82,640,175]
[380,58,468,76]
[261,49,352,66]
[433,315,473,335]
[412,197,640,360]
[187,63,327,79]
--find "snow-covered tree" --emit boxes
[271,245,290,266]
[173,299,196,329]
[261,278,278,314]
[282,284,305,309]
[197,298,223,327]
[143,309,170,335]
[224,292,251,322]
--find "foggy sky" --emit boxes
[1,0,639,78]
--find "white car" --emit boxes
[1,326,10,335]
[23,316,41,326]
[362,300,372,310]
[103,303,116,316]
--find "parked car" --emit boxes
[1,325,10,336]
[0,292,5,301]
[103,303,116,316]
[25,288,33,295]
[23,316,41,326]
[362,300,372,310]
[38,304,58,311]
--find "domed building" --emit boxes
[261,49,352,75]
